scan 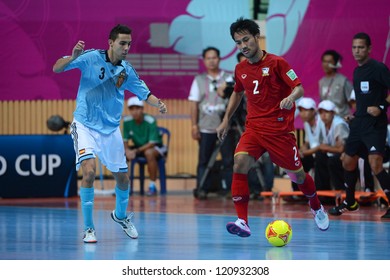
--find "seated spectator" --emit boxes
[291,98,323,192]
[123,97,167,196]
[315,100,349,193]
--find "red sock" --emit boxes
[297,173,321,210]
[231,173,250,223]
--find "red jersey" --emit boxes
[234,51,301,135]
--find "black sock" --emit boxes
[344,169,358,205]
[375,170,390,201]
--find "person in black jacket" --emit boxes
[329,32,390,219]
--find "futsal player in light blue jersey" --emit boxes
[53,24,167,243]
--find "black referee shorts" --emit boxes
[345,116,387,158]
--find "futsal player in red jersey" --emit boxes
[216,18,329,237]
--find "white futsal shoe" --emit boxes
[111,210,139,239]
[312,205,329,231]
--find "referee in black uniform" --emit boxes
[329,32,390,219]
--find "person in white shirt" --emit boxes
[315,100,349,193]
[292,98,323,193]
[189,47,235,199]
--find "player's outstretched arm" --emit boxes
[53,40,85,73]
[146,94,168,114]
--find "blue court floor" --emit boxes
[0,192,389,260]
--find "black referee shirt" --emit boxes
[353,58,390,118]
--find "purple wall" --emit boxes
[0,0,191,101]
[0,0,389,102]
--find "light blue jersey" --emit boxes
[64,49,150,134]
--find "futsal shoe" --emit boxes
[146,184,157,196]
[226,218,251,237]
[146,188,157,196]
[111,210,139,239]
[311,205,329,231]
[381,208,390,219]
[328,200,359,216]
[83,228,97,243]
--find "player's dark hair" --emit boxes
[109,24,132,41]
[202,46,220,58]
[353,32,371,47]
[230,17,260,40]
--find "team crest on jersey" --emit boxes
[241,74,247,79]
[116,70,127,88]
[262,67,270,76]
[286,69,297,81]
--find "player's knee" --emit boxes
[342,160,354,171]
[233,154,253,173]
[371,162,384,175]
[116,173,130,187]
[369,156,383,174]
[342,155,358,171]
[83,170,96,185]
[286,170,305,184]
[233,162,250,174]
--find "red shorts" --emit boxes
[235,128,302,172]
